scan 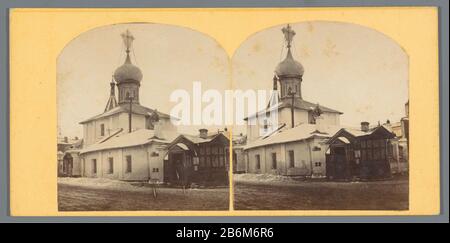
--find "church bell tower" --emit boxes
[113,30,143,104]
[275,24,305,104]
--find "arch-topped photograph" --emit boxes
[231,21,409,210]
[57,23,231,211]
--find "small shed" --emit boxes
[326,124,395,180]
[165,130,230,185]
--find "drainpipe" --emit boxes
[305,139,313,177]
[146,145,151,182]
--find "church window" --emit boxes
[108,157,114,174]
[288,150,295,168]
[255,155,261,170]
[100,124,105,136]
[92,159,97,174]
[263,120,268,131]
[126,155,132,173]
[271,153,277,169]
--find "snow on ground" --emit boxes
[58,177,226,192]
[233,173,296,183]
[58,177,151,192]
[58,178,230,211]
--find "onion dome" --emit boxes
[275,24,304,78]
[275,49,304,78]
[113,30,143,83]
[113,55,143,83]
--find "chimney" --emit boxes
[199,129,208,139]
[361,122,370,132]
[64,136,68,143]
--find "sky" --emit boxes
[58,22,408,138]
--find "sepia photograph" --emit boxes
[57,21,410,212]
[57,23,231,211]
[231,22,409,210]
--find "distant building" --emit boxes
[57,136,83,177]
[232,133,247,173]
[383,100,409,174]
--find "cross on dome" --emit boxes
[121,29,135,53]
[282,24,296,49]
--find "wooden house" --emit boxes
[325,122,396,180]
[165,129,230,185]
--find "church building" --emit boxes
[243,24,343,178]
[242,24,403,180]
[72,30,178,182]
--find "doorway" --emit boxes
[331,146,349,179]
[62,153,73,177]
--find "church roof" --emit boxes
[243,99,343,120]
[243,123,342,150]
[79,129,169,154]
[79,103,173,124]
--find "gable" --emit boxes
[327,129,357,145]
